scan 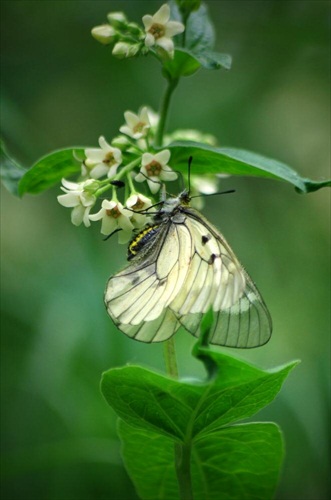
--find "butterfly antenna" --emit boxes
[103,228,122,241]
[188,156,193,195]
[190,189,236,200]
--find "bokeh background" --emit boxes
[1,1,330,499]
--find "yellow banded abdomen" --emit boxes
[128,225,160,260]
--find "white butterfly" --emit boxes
[104,190,272,348]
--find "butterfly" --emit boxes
[104,189,272,348]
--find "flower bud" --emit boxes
[127,43,141,57]
[107,11,127,29]
[112,41,131,59]
[91,25,117,45]
[126,22,142,36]
[111,135,131,150]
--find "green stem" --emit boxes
[154,77,179,148]
[175,442,194,500]
[163,339,193,497]
[163,337,178,379]
[95,157,141,198]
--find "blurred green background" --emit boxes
[1,1,330,499]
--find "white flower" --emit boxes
[135,149,177,194]
[84,136,122,179]
[89,199,134,243]
[119,107,151,140]
[57,179,97,227]
[91,25,116,45]
[126,193,153,228]
[142,4,184,56]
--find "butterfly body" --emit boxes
[105,190,272,348]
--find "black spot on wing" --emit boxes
[208,253,219,265]
[201,234,211,245]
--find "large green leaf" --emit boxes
[101,354,296,441]
[118,420,283,500]
[102,348,297,499]
[18,148,84,196]
[0,140,27,196]
[166,141,330,193]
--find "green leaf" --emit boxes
[175,0,202,18]
[194,50,232,70]
[163,49,202,78]
[167,2,231,77]
[182,3,215,53]
[166,141,330,193]
[163,48,232,78]
[18,148,84,196]
[119,420,283,500]
[101,353,297,441]
[102,348,295,499]
[0,140,27,196]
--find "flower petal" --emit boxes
[142,14,153,30]
[119,214,134,231]
[85,149,106,165]
[98,136,111,151]
[90,163,109,179]
[141,152,154,166]
[89,208,106,221]
[135,172,146,183]
[107,164,120,178]
[83,207,92,227]
[119,125,133,137]
[61,178,80,191]
[124,111,139,128]
[160,169,178,181]
[100,215,117,235]
[155,149,171,164]
[101,199,117,210]
[165,21,185,37]
[153,4,170,24]
[156,36,174,53]
[57,193,79,207]
[145,33,155,47]
[147,178,161,194]
[71,205,85,226]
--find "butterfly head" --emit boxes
[159,189,191,214]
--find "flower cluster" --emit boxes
[91,4,184,59]
[57,107,178,242]
[57,4,220,241]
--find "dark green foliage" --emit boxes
[101,343,298,499]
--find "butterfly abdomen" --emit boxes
[128,225,160,260]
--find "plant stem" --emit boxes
[175,442,194,500]
[163,339,193,498]
[154,77,179,148]
[163,337,178,379]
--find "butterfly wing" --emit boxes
[104,220,194,342]
[169,209,272,347]
[105,204,272,348]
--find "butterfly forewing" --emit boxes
[104,194,272,347]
